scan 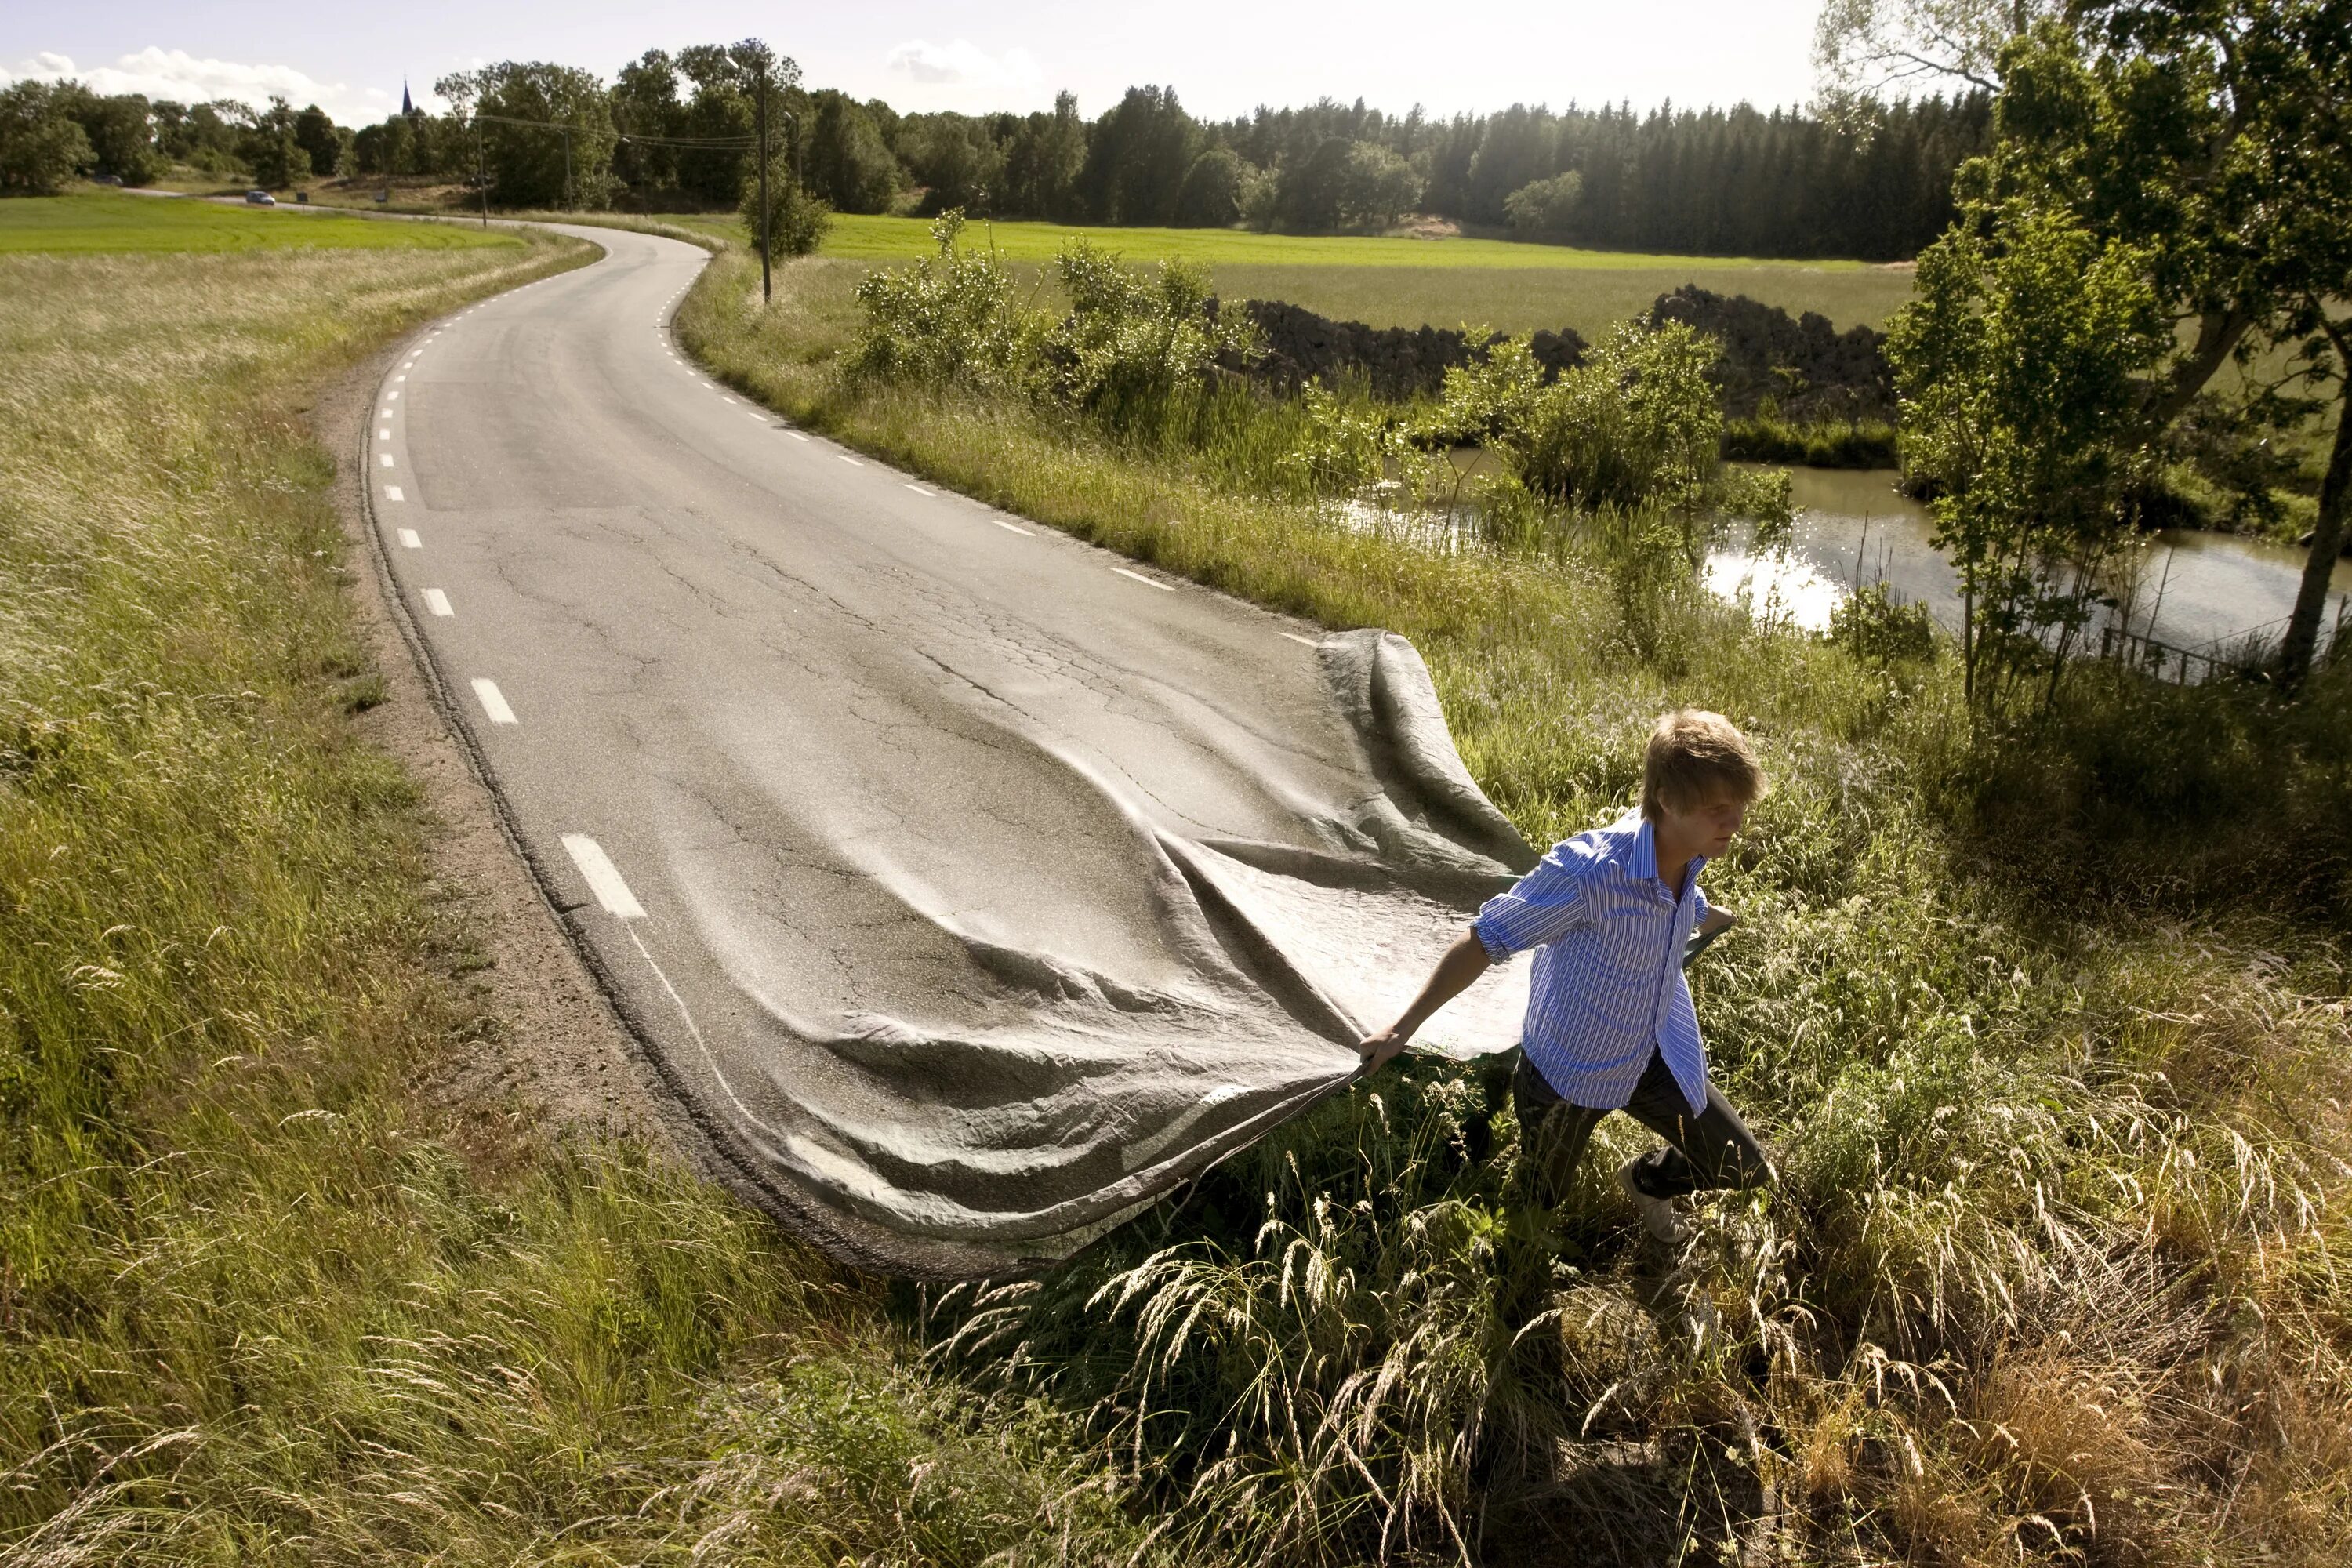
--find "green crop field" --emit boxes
[0,190,524,255]
[705,212,1916,336]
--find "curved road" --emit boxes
[366,225,1535,1276]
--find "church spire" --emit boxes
[401,79,414,116]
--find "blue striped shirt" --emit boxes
[1472,811,1711,1113]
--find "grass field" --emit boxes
[678,245,2352,1565]
[0,186,1153,1564]
[505,205,1913,336]
[0,190,523,255]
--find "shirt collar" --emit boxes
[1624,814,1704,895]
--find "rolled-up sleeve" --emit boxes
[1693,881,1712,925]
[1472,845,1590,964]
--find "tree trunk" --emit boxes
[2279,379,2352,691]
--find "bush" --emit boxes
[848,210,1044,390]
[1044,238,1258,438]
[1432,321,1723,512]
[1722,415,1900,468]
[740,158,831,260]
[1504,171,1584,240]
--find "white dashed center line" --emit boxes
[387,390,399,400]
[396,528,421,548]
[903,484,935,497]
[990,518,1033,535]
[383,485,405,502]
[837,454,864,467]
[562,834,645,919]
[379,453,394,467]
[470,678,517,724]
[787,431,809,441]
[422,588,453,617]
[746,412,765,423]
[378,429,390,441]
[1280,632,1319,647]
[1112,568,1175,592]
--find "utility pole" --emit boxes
[754,57,772,302]
[476,118,488,227]
[562,125,573,212]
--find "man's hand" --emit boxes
[1358,1025,1414,1073]
[1354,926,1493,1074]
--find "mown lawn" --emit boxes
[0,189,521,254]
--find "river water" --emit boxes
[1704,468,2351,657]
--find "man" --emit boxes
[1358,710,1774,1243]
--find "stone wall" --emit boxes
[1645,285,1895,423]
[1224,299,1587,401]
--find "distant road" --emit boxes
[367,223,1532,1276]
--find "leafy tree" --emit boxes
[292,103,343,176]
[1044,238,1259,437]
[151,99,246,174]
[238,98,307,189]
[1503,171,1582,238]
[609,49,682,198]
[1339,140,1419,227]
[1886,204,2168,709]
[55,86,165,185]
[1173,145,1256,227]
[0,82,94,194]
[1000,93,1086,220]
[1076,85,1198,224]
[741,152,830,259]
[899,115,1002,214]
[437,62,618,209]
[805,91,901,214]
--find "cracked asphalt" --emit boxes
[371,223,1537,1276]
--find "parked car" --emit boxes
[245,190,276,206]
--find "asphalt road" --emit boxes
[368,223,1535,1276]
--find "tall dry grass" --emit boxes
[0,239,1165,1564]
[683,245,2352,1566]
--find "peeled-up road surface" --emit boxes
[368,225,1537,1276]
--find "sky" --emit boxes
[2,2,1833,129]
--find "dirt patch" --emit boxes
[308,339,688,1157]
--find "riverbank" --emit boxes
[679,242,2352,1563]
[0,206,1160,1563]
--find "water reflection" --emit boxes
[1704,468,2352,654]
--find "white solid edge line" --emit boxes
[422,588,452,617]
[1112,567,1176,592]
[561,833,646,920]
[396,528,421,548]
[383,485,405,502]
[990,517,1033,535]
[1280,632,1319,647]
[837,454,863,466]
[903,484,934,497]
[470,677,517,725]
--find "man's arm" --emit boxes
[1357,926,1492,1072]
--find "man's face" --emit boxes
[1663,792,1749,858]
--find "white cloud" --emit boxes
[2,48,394,125]
[885,38,1043,93]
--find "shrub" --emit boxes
[1504,171,1584,240]
[1044,238,1259,439]
[848,210,1045,390]
[740,158,831,260]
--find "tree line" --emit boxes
[2,46,1987,262]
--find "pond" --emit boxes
[1703,468,2352,659]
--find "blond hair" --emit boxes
[1641,710,1766,820]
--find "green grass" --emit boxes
[819,212,1882,271]
[0,189,524,255]
[681,245,2352,1565]
[0,220,1160,1563]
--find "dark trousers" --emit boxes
[1511,1048,1773,1210]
